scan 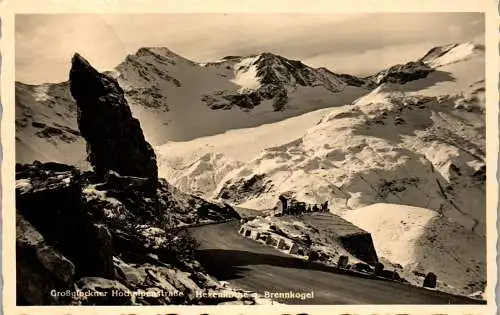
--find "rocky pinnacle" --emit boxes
[69,53,158,185]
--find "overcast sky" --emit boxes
[16,13,484,84]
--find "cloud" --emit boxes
[304,42,452,76]
[15,12,485,84]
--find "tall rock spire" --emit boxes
[69,53,158,185]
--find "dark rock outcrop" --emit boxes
[16,161,242,305]
[16,211,75,305]
[339,233,379,266]
[369,61,434,85]
[16,162,115,279]
[69,53,158,185]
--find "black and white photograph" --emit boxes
[12,10,491,307]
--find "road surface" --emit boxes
[190,221,485,305]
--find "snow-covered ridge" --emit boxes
[134,46,197,65]
[205,51,370,93]
[421,42,484,68]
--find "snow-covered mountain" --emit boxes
[16,81,88,168]
[153,42,466,199]
[215,42,485,226]
[17,41,483,171]
[202,42,485,293]
[16,47,372,165]
[155,42,485,205]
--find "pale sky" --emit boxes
[15,13,484,84]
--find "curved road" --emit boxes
[190,221,485,305]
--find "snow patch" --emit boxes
[33,84,51,102]
[344,203,485,294]
[16,179,33,193]
[230,56,261,93]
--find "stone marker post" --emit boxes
[337,255,349,269]
[423,272,437,288]
[374,262,384,276]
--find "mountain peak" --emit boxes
[135,47,182,58]
[255,52,302,66]
[71,53,95,74]
[257,52,279,58]
[128,46,197,67]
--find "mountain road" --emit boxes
[189,221,485,305]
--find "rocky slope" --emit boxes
[156,107,333,197]
[15,161,262,306]
[15,54,267,306]
[158,151,244,198]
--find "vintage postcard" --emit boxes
[1,0,498,314]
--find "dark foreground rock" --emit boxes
[16,161,241,305]
[16,212,75,305]
[69,53,158,186]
